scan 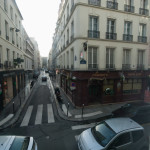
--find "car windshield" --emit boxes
[9,137,30,150]
[91,122,116,147]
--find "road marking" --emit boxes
[75,111,103,118]
[20,106,33,127]
[62,104,72,117]
[47,104,55,123]
[0,114,14,126]
[71,123,95,130]
[35,104,43,125]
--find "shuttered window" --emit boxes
[88,47,97,69]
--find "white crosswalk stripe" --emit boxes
[35,104,43,125]
[20,106,33,127]
[47,104,55,123]
[71,123,95,130]
[62,104,72,117]
[20,104,55,127]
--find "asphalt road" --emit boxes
[1,73,150,150]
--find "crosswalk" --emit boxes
[20,104,55,127]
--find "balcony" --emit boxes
[106,64,115,70]
[124,5,134,13]
[88,64,98,70]
[106,32,117,40]
[88,30,100,38]
[123,34,133,42]
[12,40,15,44]
[70,34,74,42]
[138,36,147,43]
[139,8,149,15]
[107,1,118,10]
[137,64,144,70]
[88,0,101,6]
[122,64,131,70]
[6,35,9,41]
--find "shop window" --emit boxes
[123,79,142,95]
[89,85,99,96]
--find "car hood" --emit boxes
[81,128,104,150]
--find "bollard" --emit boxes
[13,102,15,114]
[82,104,84,119]
[67,103,69,117]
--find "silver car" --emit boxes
[78,118,149,150]
[0,136,38,150]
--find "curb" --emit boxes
[0,81,38,130]
[49,79,111,122]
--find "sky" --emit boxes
[15,0,60,57]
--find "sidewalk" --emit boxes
[0,80,37,129]
[49,77,128,122]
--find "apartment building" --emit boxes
[48,50,52,70]
[52,0,150,106]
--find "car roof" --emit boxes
[105,118,143,133]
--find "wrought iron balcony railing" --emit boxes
[138,36,147,43]
[123,34,133,41]
[139,8,149,15]
[6,35,9,41]
[106,64,115,70]
[88,64,98,70]
[122,64,131,70]
[88,30,100,38]
[124,5,134,13]
[88,0,101,6]
[106,32,117,40]
[107,1,118,10]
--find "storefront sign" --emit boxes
[80,59,86,64]
[92,72,108,78]
[127,72,143,77]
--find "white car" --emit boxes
[78,118,149,150]
[0,136,38,150]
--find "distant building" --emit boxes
[48,50,52,70]
[42,57,48,69]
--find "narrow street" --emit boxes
[1,73,150,150]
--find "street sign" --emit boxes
[80,59,86,64]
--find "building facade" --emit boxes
[53,0,150,106]
[48,50,52,70]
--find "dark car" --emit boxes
[42,76,47,82]
[33,71,40,79]
[112,101,150,124]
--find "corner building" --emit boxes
[53,0,150,106]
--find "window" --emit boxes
[89,16,98,31]
[139,24,146,36]
[67,5,69,20]
[124,0,134,12]
[138,50,144,65]
[4,0,8,12]
[5,20,9,40]
[139,0,148,15]
[88,0,101,6]
[11,29,14,44]
[140,0,147,9]
[71,20,74,40]
[138,24,147,42]
[15,14,18,27]
[112,133,131,147]
[123,49,131,65]
[132,130,144,143]
[124,22,132,35]
[107,0,118,9]
[106,19,116,39]
[16,33,18,47]
[123,22,132,41]
[88,47,97,69]
[7,49,9,61]
[10,6,13,20]
[106,48,115,68]
[125,0,133,5]
[89,16,99,38]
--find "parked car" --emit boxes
[33,71,40,79]
[112,101,150,124]
[42,76,47,82]
[0,135,38,150]
[78,118,149,150]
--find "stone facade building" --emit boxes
[52,0,150,106]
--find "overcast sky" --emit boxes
[16,0,60,57]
